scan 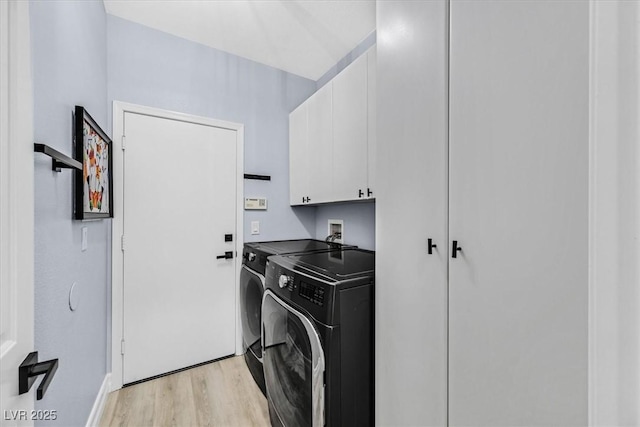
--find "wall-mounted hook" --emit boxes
[19,351,59,400]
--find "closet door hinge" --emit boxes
[121,235,125,252]
[121,135,126,151]
[120,340,125,355]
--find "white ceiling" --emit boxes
[103,0,376,81]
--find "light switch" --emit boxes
[251,221,260,235]
[81,227,88,251]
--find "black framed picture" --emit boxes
[74,106,113,220]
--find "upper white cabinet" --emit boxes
[306,82,333,204]
[377,1,588,426]
[332,52,368,201]
[366,48,376,195]
[290,46,376,206]
[289,102,308,205]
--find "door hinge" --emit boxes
[120,340,125,355]
[121,235,125,252]
[121,135,126,151]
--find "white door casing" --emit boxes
[111,102,244,390]
[0,0,35,424]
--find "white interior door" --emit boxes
[448,1,589,425]
[0,0,35,423]
[123,112,237,384]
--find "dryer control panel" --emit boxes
[299,281,325,306]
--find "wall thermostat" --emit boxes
[245,197,267,210]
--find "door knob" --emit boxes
[216,251,234,260]
[428,238,437,254]
[452,240,462,258]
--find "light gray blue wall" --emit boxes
[312,33,377,250]
[315,202,375,250]
[107,16,318,242]
[31,1,109,426]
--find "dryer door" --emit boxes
[240,265,265,359]
[262,290,325,427]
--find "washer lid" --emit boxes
[289,248,375,280]
[252,239,346,255]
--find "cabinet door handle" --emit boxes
[452,240,462,258]
[428,238,437,254]
[367,188,373,197]
[358,189,364,198]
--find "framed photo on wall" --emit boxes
[74,106,113,220]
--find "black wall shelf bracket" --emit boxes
[243,174,271,181]
[19,351,59,400]
[34,143,82,172]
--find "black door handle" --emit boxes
[358,189,364,198]
[217,251,234,260]
[452,240,462,258]
[428,238,437,254]
[367,188,373,197]
[19,352,58,400]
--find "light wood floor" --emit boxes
[99,356,270,427]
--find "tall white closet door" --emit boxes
[448,1,589,425]
[375,1,449,425]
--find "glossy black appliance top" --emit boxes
[268,248,375,282]
[293,249,375,279]
[242,239,353,275]
[246,239,345,255]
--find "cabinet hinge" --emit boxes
[121,235,125,252]
[121,135,126,151]
[120,340,125,355]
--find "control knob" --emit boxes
[245,252,256,262]
[278,275,292,289]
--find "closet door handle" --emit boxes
[452,240,462,258]
[428,238,437,254]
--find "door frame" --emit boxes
[111,101,244,391]
[1,0,34,418]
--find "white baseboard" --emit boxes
[86,373,111,427]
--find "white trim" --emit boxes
[85,373,111,427]
[111,101,244,391]
[587,1,597,424]
[0,0,34,420]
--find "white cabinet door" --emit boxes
[289,102,308,205]
[366,47,376,199]
[375,1,449,425]
[448,1,588,425]
[306,83,333,204]
[332,53,368,202]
